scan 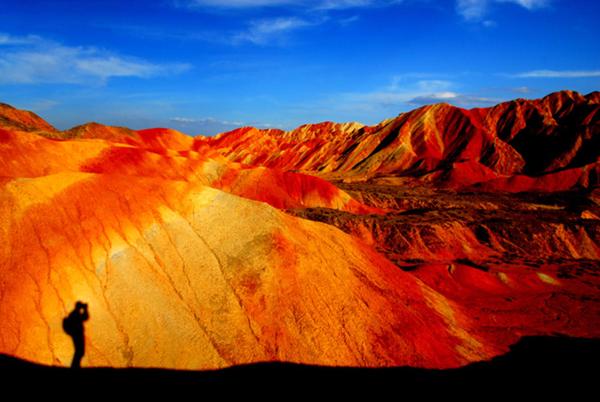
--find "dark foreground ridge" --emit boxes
[1,335,599,393]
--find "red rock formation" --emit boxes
[0,151,494,369]
[0,91,599,371]
[0,123,375,214]
[201,90,599,191]
[0,102,57,133]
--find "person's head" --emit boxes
[75,301,87,311]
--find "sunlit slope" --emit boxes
[0,173,492,369]
[0,126,376,214]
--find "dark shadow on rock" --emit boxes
[1,335,598,394]
[62,301,89,369]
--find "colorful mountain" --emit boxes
[0,91,598,370]
[200,90,599,191]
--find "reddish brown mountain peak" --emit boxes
[542,89,585,102]
[214,126,260,139]
[0,102,16,110]
[426,102,463,111]
[432,101,457,108]
[412,102,445,113]
[292,121,339,134]
[200,90,598,187]
[586,91,600,104]
[410,102,471,122]
[294,121,363,130]
[535,90,588,120]
[298,121,335,128]
[136,128,194,151]
[286,121,364,141]
[494,90,585,111]
[208,126,266,148]
[0,102,57,133]
[68,121,103,131]
[63,122,138,142]
[542,89,585,104]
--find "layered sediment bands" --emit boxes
[289,187,600,346]
[0,127,373,214]
[300,184,600,262]
[1,92,599,371]
[0,173,495,369]
[291,204,600,263]
[201,90,599,190]
[208,163,381,213]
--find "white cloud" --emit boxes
[169,116,280,134]
[0,33,39,45]
[337,15,360,25]
[457,0,490,21]
[497,0,549,9]
[457,0,550,21]
[414,91,460,101]
[187,0,295,7]
[171,117,198,124]
[171,1,402,46]
[0,33,191,85]
[512,69,600,78]
[348,79,455,107]
[319,78,497,113]
[314,0,401,10]
[170,116,244,126]
[411,79,454,92]
[408,92,498,106]
[232,17,313,45]
[512,86,532,93]
[186,0,400,9]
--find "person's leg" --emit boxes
[71,336,84,368]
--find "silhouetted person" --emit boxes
[62,301,89,369]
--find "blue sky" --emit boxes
[0,0,599,135]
